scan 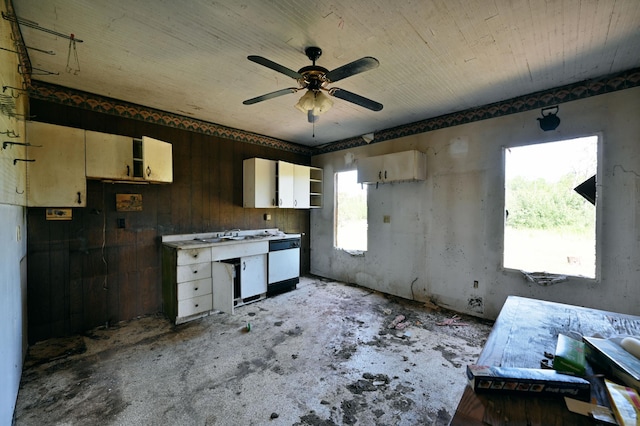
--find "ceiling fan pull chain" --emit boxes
[66,34,80,75]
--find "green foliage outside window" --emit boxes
[506,174,595,233]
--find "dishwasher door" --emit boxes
[268,247,300,284]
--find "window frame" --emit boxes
[501,134,603,283]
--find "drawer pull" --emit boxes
[193,253,199,258]
[194,287,198,291]
[195,304,199,308]
[193,270,198,274]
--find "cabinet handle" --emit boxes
[294,199,297,207]
[243,261,246,271]
[272,198,276,206]
[126,165,130,176]
[146,166,151,177]
[77,192,82,204]
[384,170,387,179]
[279,198,282,206]
[378,171,382,179]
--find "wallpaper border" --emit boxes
[28,67,640,156]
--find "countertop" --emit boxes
[161,229,301,250]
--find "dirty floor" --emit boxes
[13,276,493,426]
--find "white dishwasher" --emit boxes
[267,237,300,296]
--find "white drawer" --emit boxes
[177,262,212,283]
[178,294,213,317]
[177,278,212,301]
[177,247,212,265]
[211,241,268,261]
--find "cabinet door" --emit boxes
[26,121,86,207]
[212,261,235,314]
[142,136,173,183]
[277,161,294,207]
[383,150,426,182]
[243,158,276,208]
[240,254,267,299]
[293,164,310,209]
[357,155,384,183]
[85,130,133,180]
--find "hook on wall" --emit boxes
[3,141,42,150]
[2,85,28,98]
[1,130,20,138]
[13,158,35,165]
[17,64,59,76]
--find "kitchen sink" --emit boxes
[193,237,223,243]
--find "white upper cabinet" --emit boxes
[85,131,173,183]
[142,136,173,183]
[357,150,426,184]
[357,155,384,184]
[26,121,86,207]
[277,161,295,208]
[244,158,276,208]
[243,158,322,209]
[85,130,133,180]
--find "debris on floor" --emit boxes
[436,315,469,327]
[14,276,492,426]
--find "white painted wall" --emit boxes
[311,87,640,320]
[1,2,29,423]
[0,205,27,425]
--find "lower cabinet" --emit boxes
[163,240,270,323]
[162,245,213,324]
[162,237,297,324]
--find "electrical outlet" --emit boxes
[473,280,479,288]
[383,215,391,223]
[117,218,126,228]
[264,213,271,221]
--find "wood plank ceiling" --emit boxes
[11,0,640,147]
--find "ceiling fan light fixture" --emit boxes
[295,90,333,119]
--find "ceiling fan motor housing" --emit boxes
[305,46,322,63]
[298,66,329,90]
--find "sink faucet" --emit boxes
[224,228,241,237]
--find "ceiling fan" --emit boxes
[243,47,383,122]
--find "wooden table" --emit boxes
[450,295,640,425]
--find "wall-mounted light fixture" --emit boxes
[362,133,374,143]
[537,106,561,131]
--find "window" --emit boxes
[503,136,598,278]
[335,170,367,251]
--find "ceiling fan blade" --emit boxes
[247,55,303,80]
[325,57,379,83]
[330,88,383,111]
[243,88,299,105]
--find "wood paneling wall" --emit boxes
[27,99,310,343]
